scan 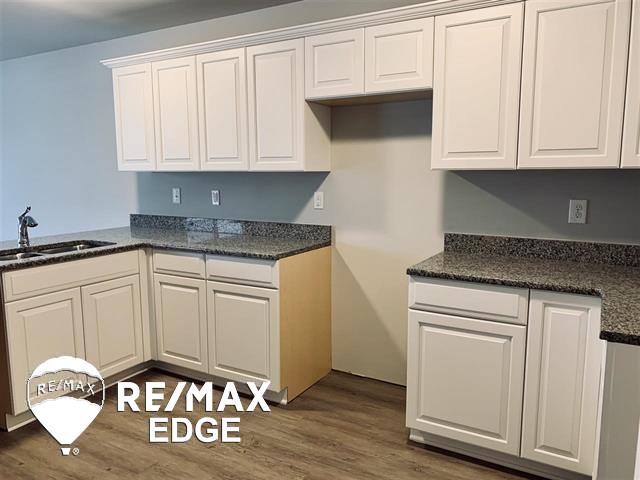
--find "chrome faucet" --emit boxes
[18,206,38,248]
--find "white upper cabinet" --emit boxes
[112,64,156,171]
[152,56,200,171]
[518,0,631,169]
[431,3,523,170]
[522,291,604,475]
[622,0,640,168]
[305,29,364,99]
[248,39,330,171]
[196,48,249,171]
[364,18,434,94]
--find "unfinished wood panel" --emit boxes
[279,246,331,400]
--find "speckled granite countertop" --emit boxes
[408,234,640,346]
[0,215,332,272]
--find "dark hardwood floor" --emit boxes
[0,370,534,479]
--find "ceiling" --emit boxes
[0,0,301,61]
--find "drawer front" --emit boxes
[206,255,279,288]
[3,250,140,302]
[153,250,205,279]
[409,277,528,325]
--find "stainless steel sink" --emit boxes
[36,240,115,255]
[0,252,44,261]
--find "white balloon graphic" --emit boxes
[28,356,105,455]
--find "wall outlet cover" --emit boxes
[172,187,181,205]
[211,190,220,206]
[314,191,324,210]
[568,199,587,224]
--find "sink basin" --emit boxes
[0,252,43,262]
[36,240,116,255]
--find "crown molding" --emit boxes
[101,0,520,68]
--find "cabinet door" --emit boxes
[364,18,434,94]
[431,3,523,170]
[518,0,631,169]
[207,281,280,390]
[622,0,640,168]
[197,48,249,171]
[111,64,156,171]
[152,56,200,171]
[154,274,207,372]
[5,288,85,414]
[82,275,144,379]
[305,28,364,99]
[522,291,604,475]
[247,39,304,171]
[406,310,525,455]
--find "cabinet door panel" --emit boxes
[522,291,604,475]
[152,56,199,170]
[112,64,156,171]
[154,274,208,372]
[305,28,364,99]
[208,281,279,390]
[622,0,640,168]
[197,48,249,170]
[82,275,144,378]
[518,0,631,168]
[406,310,525,455]
[247,39,304,171]
[365,18,434,94]
[5,288,85,414]
[431,3,523,170]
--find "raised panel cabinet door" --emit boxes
[152,56,200,171]
[112,63,156,171]
[81,275,144,379]
[406,310,526,455]
[364,18,434,94]
[522,291,604,475]
[5,288,85,414]
[154,274,208,373]
[622,0,640,168]
[207,281,280,390]
[518,0,631,169]
[197,48,249,171]
[431,3,523,170]
[305,28,365,99]
[247,39,305,171]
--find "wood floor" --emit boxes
[0,370,535,480]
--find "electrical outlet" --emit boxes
[314,191,324,210]
[172,187,181,205]
[568,199,587,224]
[211,190,220,206]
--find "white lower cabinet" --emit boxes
[153,273,208,373]
[406,310,526,455]
[82,275,144,379]
[207,281,279,389]
[522,291,604,475]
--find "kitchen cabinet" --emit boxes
[153,273,208,373]
[364,18,434,94]
[196,48,249,171]
[522,291,604,475]
[207,281,279,388]
[111,63,156,171]
[82,275,144,379]
[5,288,85,414]
[622,0,640,168]
[518,0,631,169]
[152,56,200,171]
[247,39,331,171]
[305,29,364,99]
[431,3,523,170]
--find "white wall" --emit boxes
[1,0,639,385]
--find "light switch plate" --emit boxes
[314,191,324,210]
[172,187,181,205]
[211,190,220,206]
[568,199,587,224]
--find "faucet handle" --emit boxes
[18,206,31,223]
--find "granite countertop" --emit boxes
[408,234,640,346]
[0,215,332,273]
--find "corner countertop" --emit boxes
[407,234,640,346]
[0,221,332,273]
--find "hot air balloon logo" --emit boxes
[27,356,105,455]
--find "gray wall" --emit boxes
[1,0,639,384]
